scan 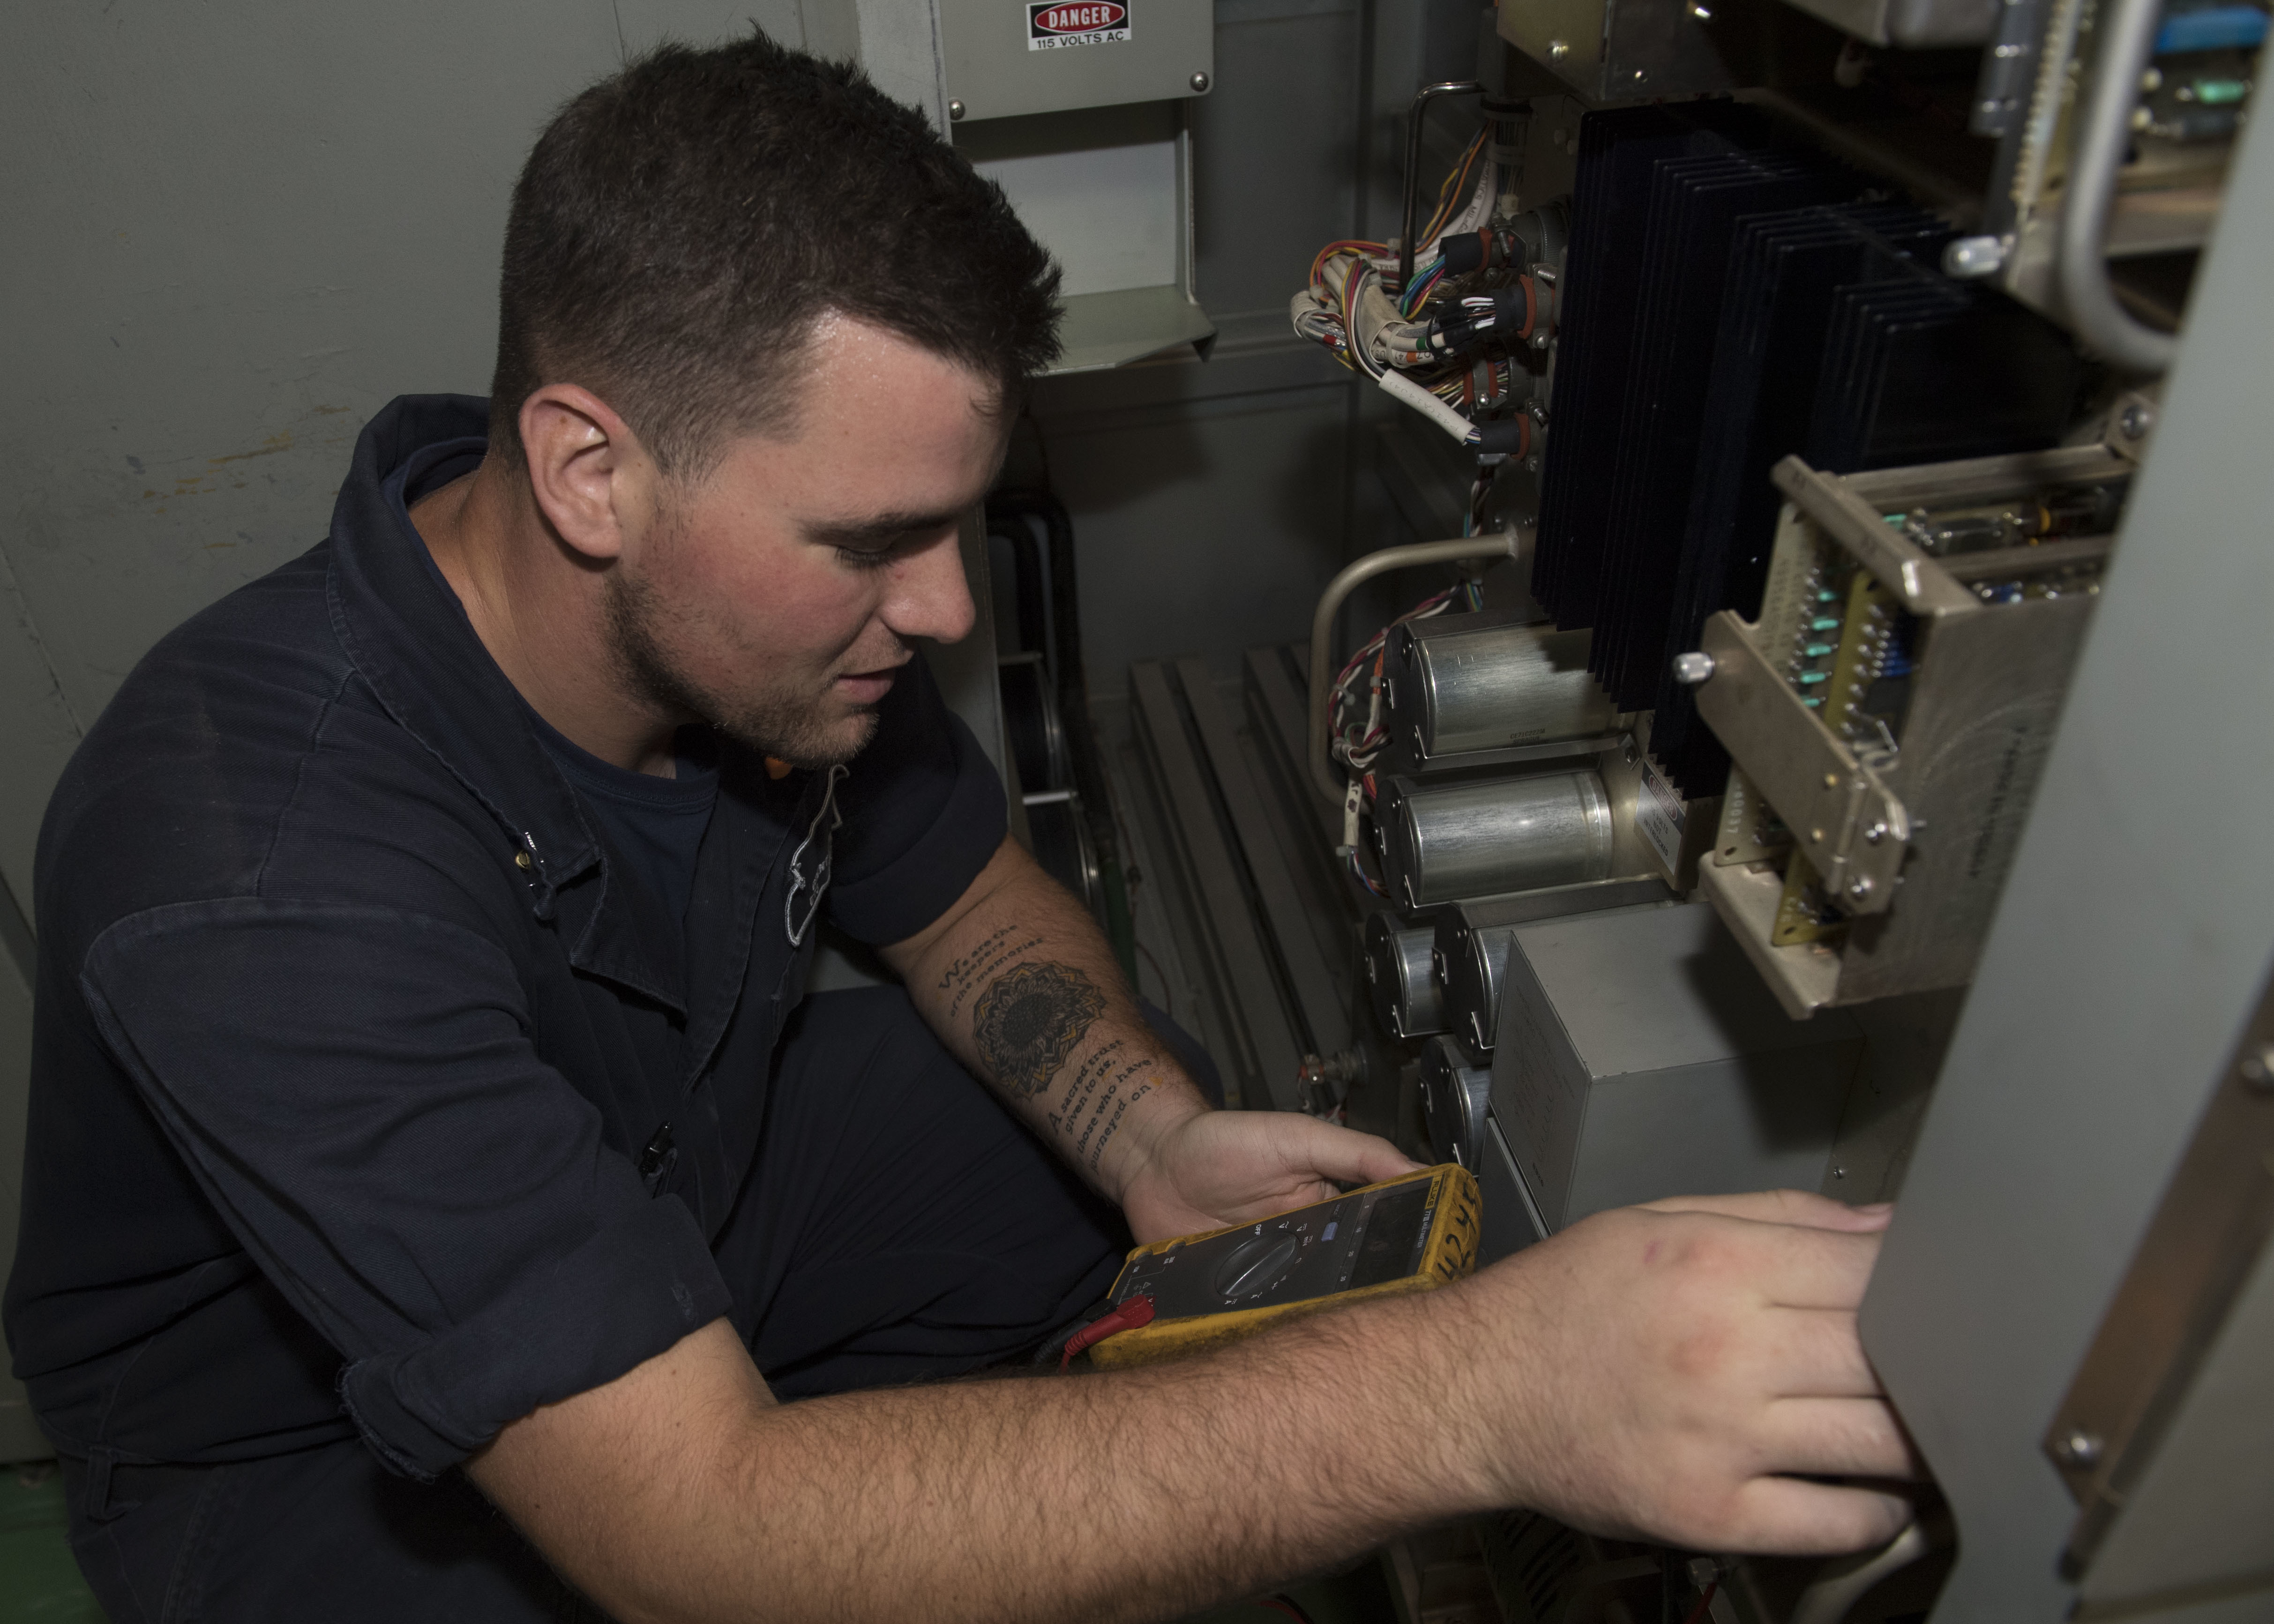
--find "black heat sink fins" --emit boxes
[1532,103,2087,797]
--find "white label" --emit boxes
[1636,754,1685,877]
[1027,0,1130,49]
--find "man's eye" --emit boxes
[835,545,897,571]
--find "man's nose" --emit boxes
[883,528,978,645]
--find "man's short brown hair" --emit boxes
[489,32,1062,475]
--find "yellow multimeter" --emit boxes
[1085,1163,1482,1368]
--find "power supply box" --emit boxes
[1489,904,1862,1231]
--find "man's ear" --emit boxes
[517,385,657,565]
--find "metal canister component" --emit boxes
[1419,1034,1493,1169]
[1363,914,1445,1039]
[1378,769,1615,909]
[1385,621,1616,762]
[1439,923,1518,1052]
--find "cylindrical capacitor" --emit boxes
[1419,1034,1492,1170]
[1363,914,1445,1039]
[1384,621,1616,763]
[1377,769,1614,909]
[1437,922,1517,1053]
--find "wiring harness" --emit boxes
[1289,123,1546,459]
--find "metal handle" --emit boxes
[2056,0,2178,374]
[1397,80,1486,296]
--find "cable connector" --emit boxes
[1436,226,1525,278]
[1422,276,1539,357]
[1470,417,1532,458]
[1060,1295,1157,1369]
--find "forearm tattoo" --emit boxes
[1050,1040,1159,1169]
[936,923,1047,1021]
[971,960,1107,1101]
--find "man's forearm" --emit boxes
[477,1196,1921,1623]
[477,1284,1485,1624]
[884,839,1207,1195]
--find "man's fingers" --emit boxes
[1639,1188,1892,1233]
[1758,1397,1923,1481]
[1719,1476,1916,1557]
[1267,1115,1422,1186]
[1755,1307,1884,1398]
[1655,1216,1883,1311]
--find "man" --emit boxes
[7,32,1914,1624]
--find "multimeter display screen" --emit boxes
[1111,1177,1439,1319]
[1348,1180,1431,1289]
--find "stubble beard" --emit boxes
[602,564,882,770]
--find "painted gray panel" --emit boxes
[0,552,80,916]
[1492,905,1858,1229]
[1037,378,1358,684]
[1190,0,1363,320]
[1858,97,2274,1624]
[1476,1110,1547,1262]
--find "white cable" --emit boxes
[1379,369,1476,445]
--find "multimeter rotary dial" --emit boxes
[1211,1232,1302,1298]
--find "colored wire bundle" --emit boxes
[1291,120,1533,463]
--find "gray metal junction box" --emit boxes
[939,0,1212,122]
[1490,904,1861,1232]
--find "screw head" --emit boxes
[1848,876,1875,901]
[1524,455,1542,473]
[1671,651,1717,687]
[948,98,966,120]
[1863,820,1888,845]
[2120,402,2154,440]
[1529,329,1551,350]
[1942,235,2005,279]
[2053,1429,2105,1468]
[1831,1164,1847,1179]
[1548,38,1570,58]
[1189,71,1210,92]
[1823,772,1840,790]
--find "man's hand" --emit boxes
[1458,1189,1919,1555]
[1114,1108,1421,1242]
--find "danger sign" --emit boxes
[1027,0,1130,49]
